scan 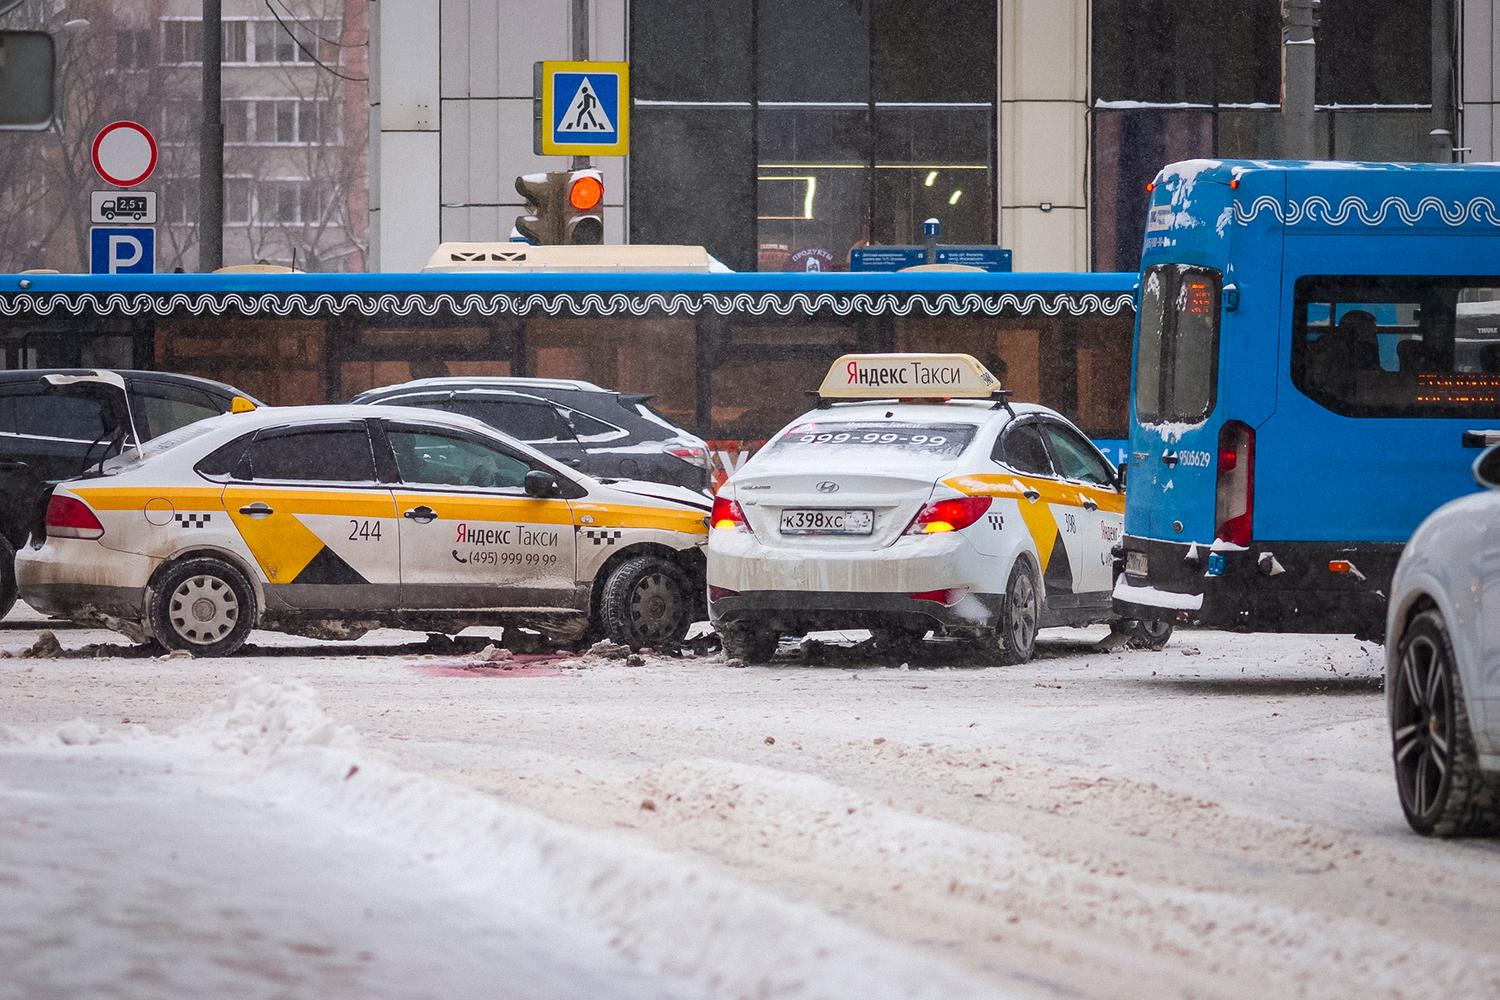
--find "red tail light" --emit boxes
[667,444,711,469]
[711,495,751,532]
[911,587,968,606]
[1215,421,1254,547]
[45,495,104,539]
[905,496,992,535]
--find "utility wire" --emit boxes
[263,0,367,81]
[267,0,365,47]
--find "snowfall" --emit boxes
[3,604,1499,1000]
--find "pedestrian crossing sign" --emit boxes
[537,60,629,156]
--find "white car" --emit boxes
[18,402,711,656]
[1384,442,1500,836]
[707,353,1170,663]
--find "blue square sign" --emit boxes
[539,61,629,156]
[90,226,155,274]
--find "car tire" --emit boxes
[1116,617,1174,650]
[149,557,256,657]
[720,621,779,664]
[600,554,693,650]
[1391,609,1500,837]
[0,533,16,621]
[996,556,1040,665]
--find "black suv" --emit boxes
[350,377,713,492]
[0,369,258,619]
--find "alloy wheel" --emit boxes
[1393,633,1453,822]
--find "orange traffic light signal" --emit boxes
[563,169,604,245]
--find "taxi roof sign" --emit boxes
[818,353,1000,400]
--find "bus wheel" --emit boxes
[149,557,256,657]
[0,534,16,621]
[1391,610,1500,837]
[720,621,778,664]
[996,557,1039,665]
[600,554,692,650]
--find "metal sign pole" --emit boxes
[198,0,224,271]
[570,0,589,171]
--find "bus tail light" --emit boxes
[905,496,992,535]
[1214,421,1255,547]
[46,495,104,540]
[711,496,751,532]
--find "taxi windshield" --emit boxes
[766,421,976,460]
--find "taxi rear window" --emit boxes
[766,421,975,459]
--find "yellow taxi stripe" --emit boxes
[571,501,709,535]
[71,486,225,511]
[393,493,576,525]
[942,474,1125,514]
[223,488,401,515]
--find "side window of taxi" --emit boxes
[994,421,1055,477]
[1041,422,1115,487]
[239,427,378,483]
[387,428,531,490]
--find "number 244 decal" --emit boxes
[348,519,382,541]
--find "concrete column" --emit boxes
[997,0,1089,272]
[1460,0,1499,161]
[371,0,440,271]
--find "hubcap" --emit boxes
[629,573,681,643]
[1393,634,1452,821]
[1009,572,1037,651]
[169,574,239,646]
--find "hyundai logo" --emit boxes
[815,481,840,493]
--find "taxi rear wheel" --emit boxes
[600,555,693,651]
[150,558,256,657]
[0,534,16,621]
[996,557,1040,665]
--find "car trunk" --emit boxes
[732,466,939,550]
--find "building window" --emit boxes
[160,99,199,144]
[116,30,151,71]
[258,180,328,225]
[630,0,996,271]
[226,178,252,225]
[251,19,338,64]
[159,19,250,65]
[1090,0,1443,271]
[162,178,198,226]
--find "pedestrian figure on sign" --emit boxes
[573,84,601,130]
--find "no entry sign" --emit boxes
[91,120,157,188]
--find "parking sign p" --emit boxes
[89,226,154,275]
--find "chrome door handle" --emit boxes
[1081,496,1098,511]
[1023,488,1040,503]
[403,505,437,524]
[238,502,274,518]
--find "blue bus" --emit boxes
[0,263,1137,485]
[1113,160,1500,636]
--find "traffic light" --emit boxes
[515,171,563,245]
[562,169,604,245]
[514,170,605,245]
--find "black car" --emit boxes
[349,377,713,492]
[0,369,259,619]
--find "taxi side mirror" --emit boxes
[1114,460,1128,490]
[524,469,561,498]
[1475,444,1500,490]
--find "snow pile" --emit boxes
[167,678,999,1000]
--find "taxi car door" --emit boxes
[381,422,578,609]
[1039,419,1124,597]
[993,418,1092,600]
[221,421,399,610]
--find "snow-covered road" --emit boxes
[4,611,1499,1000]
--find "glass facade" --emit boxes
[630,0,996,272]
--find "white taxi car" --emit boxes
[1384,442,1500,836]
[708,354,1167,664]
[18,404,710,656]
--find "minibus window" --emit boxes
[1133,265,1221,424]
[1292,276,1500,418]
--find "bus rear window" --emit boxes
[1134,265,1221,424]
[1292,277,1500,418]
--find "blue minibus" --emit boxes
[1113,160,1500,636]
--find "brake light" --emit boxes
[905,496,992,535]
[667,443,711,469]
[45,495,104,539]
[711,495,751,532]
[912,587,968,606]
[1214,421,1254,547]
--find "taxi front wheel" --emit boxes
[149,557,256,657]
[600,555,693,651]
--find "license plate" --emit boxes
[779,508,874,535]
[1126,550,1148,577]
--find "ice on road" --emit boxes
[4,615,1500,999]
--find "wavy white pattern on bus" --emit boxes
[1233,195,1500,227]
[0,291,1135,319]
